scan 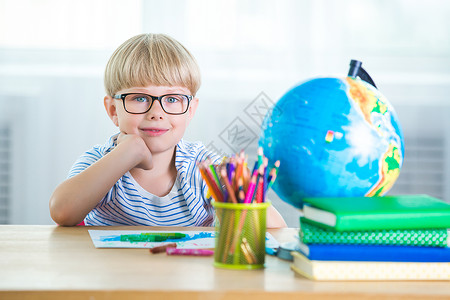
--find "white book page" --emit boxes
[303,206,337,227]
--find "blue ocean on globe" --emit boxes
[259,77,404,209]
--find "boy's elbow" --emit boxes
[49,195,80,226]
[266,205,288,228]
[267,219,288,229]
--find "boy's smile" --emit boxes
[104,85,198,155]
[141,127,170,137]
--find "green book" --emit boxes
[302,194,450,231]
[299,217,450,247]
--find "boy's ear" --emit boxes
[104,96,119,127]
[187,97,199,121]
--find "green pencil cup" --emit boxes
[212,201,270,270]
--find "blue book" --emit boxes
[297,242,450,262]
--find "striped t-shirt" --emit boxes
[68,134,221,226]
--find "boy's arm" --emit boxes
[49,135,151,226]
[266,205,287,228]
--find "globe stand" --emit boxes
[348,59,377,88]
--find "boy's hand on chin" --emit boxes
[117,132,154,170]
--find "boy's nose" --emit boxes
[146,100,165,120]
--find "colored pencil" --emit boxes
[257,147,264,168]
[262,157,268,201]
[266,160,280,191]
[150,243,177,254]
[220,168,238,203]
[226,161,233,183]
[244,175,257,204]
[234,150,245,186]
[209,164,221,189]
[166,248,214,256]
[237,177,245,203]
[256,177,264,203]
[199,165,223,202]
[238,189,245,203]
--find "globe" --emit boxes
[259,76,404,209]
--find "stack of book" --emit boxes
[291,194,450,280]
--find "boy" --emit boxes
[49,33,286,228]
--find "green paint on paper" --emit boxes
[120,233,187,243]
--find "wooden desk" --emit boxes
[0,225,449,300]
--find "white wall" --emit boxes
[0,0,449,226]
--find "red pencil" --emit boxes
[150,243,177,254]
[256,177,264,203]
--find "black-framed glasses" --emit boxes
[113,93,192,115]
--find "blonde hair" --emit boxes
[104,33,201,96]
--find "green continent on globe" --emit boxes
[366,143,401,197]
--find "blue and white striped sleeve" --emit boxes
[67,146,104,179]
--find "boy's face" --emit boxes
[104,85,198,155]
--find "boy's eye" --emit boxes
[130,96,149,103]
[165,96,181,103]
